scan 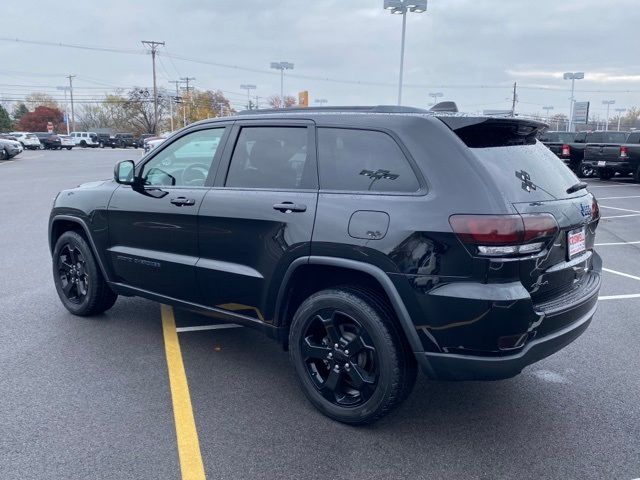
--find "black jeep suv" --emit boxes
[49,106,601,424]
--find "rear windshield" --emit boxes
[540,132,575,143]
[586,131,627,143]
[472,143,582,201]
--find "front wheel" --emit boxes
[66,147,72,150]
[0,148,8,160]
[289,287,416,425]
[52,231,117,316]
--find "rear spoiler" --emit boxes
[438,117,546,148]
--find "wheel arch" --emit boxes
[49,215,110,281]
[275,256,426,358]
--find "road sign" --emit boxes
[47,121,54,133]
[572,101,590,124]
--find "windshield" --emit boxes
[472,142,582,201]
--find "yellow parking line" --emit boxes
[161,304,206,480]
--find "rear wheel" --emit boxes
[599,168,613,180]
[289,287,416,425]
[578,162,594,178]
[52,231,117,316]
[66,147,72,150]
[80,140,87,148]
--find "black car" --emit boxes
[583,131,638,180]
[96,133,115,148]
[49,105,601,424]
[113,133,138,148]
[34,132,62,150]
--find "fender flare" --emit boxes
[275,255,428,359]
[49,215,110,281]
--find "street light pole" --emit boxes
[615,107,626,131]
[542,105,554,126]
[384,0,427,106]
[563,72,584,133]
[65,75,76,133]
[270,62,294,107]
[428,92,443,106]
[56,86,71,134]
[240,84,257,110]
[602,100,615,131]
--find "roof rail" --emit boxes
[237,105,430,115]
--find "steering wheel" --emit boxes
[181,163,209,186]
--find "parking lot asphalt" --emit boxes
[1,149,639,480]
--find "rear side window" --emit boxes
[317,128,419,193]
[225,127,314,190]
[587,132,627,143]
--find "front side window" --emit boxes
[141,128,224,187]
[225,126,313,189]
[317,128,420,193]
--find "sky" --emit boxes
[1,0,640,119]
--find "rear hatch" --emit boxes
[440,117,599,303]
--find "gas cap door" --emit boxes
[348,210,390,240]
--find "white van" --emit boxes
[70,132,99,148]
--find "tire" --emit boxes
[39,144,45,150]
[289,286,417,425]
[634,165,640,183]
[0,148,8,160]
[66,147,72,150]
[52,231,117,316]
[80,140,87,148]
[598,168,613,180]
[578,162,594,178]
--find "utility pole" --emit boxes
[66,75,76,132]
[180,77,195,123]
[169,80,184,128]
[141,40,165,134]
[510,82,518,117]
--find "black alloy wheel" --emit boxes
[52,231,117,316]
[57,243,89,304]
[0,148,7,160]
[301,309,378,407]
[289,287,416,424]
[579,162,595,178]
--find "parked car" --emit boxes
[49,105,601,424]
[143,135,168,153]
[113,133,138,148]
[539,130,626,177]
[58,135,75,150]
[9,132,42,150]
[583,131,640,181]
[96,133,115,148]
[0,134,23,154]
[138,133,155,148]
[34,132,62,150]
[70,131,99,148]
[0,137,23,159]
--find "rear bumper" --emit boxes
[417,299,596,380]
[583,159,633,173]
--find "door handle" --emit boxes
[170,197,196,206]
[273,202,307,213]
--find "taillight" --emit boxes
[449,214,558,257]
[592,198,600,221]
[620,146,628,159]
[562,144,571,157]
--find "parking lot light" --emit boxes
[614,108,626,131]
[602,100,615,131]
[429,92,443,106]
[383,0,428,106]
[270,62,294,107]
[563,72,584,133]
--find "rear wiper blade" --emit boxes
[566,182,588,194]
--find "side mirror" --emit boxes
[114,160,135,185]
